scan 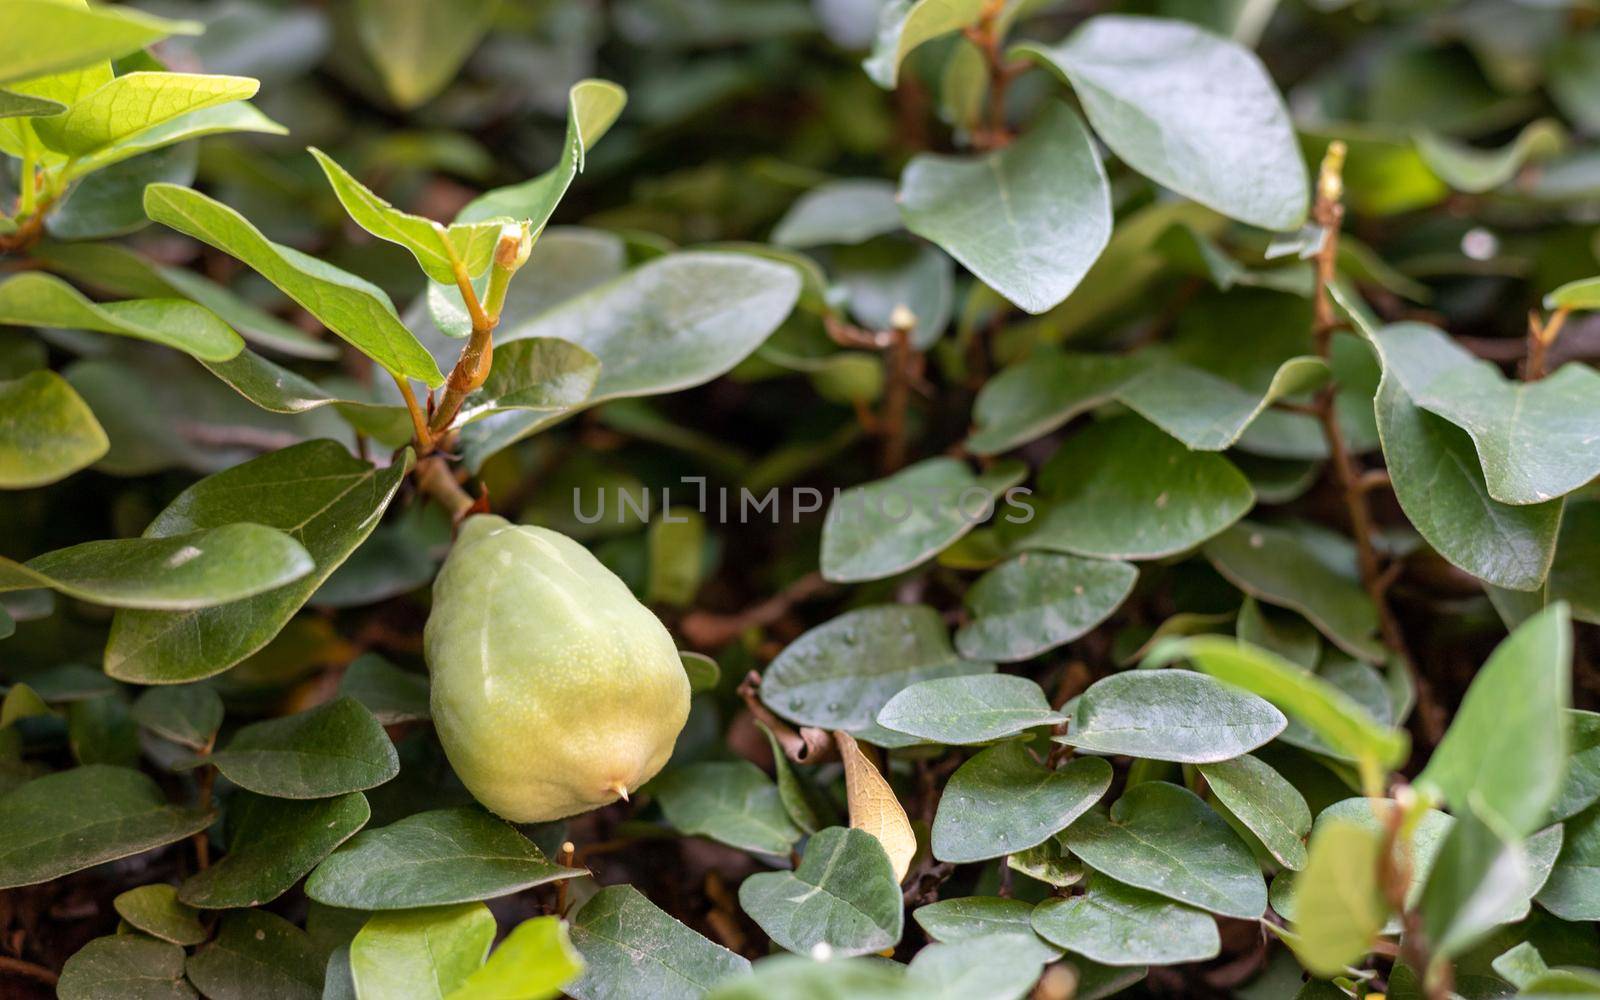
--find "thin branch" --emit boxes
[880,306,917,473]
[1525,306,1571,381]
[679,571,832,649]
[392,375,433,457]
[0,955,58,988]
[415,454,477,524]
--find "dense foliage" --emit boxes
[2,1,1599,998]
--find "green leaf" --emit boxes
[464,338,600,420]
[2,524,313,611]
[1117,354,1331,455]
[0,272,243,362]
[1236,597,1321,670]
[1012,15,1308,230]
[104,441,410,683]
[1538,801,1600,921]
[905,933,1052,999]
[61,101,286,183]
[760,603,994,747]
[876,674,1066,745]
[205,697,398,799]
[310,147,505,285]
[186,909,323,1000]
[914,897,1062,964]
[0,369,108,488]
[821,457,1026,583]
[1288,819,1389,977]
[1553,709,1600,822]
[1058,669,1286,763]
[0,89,65,119]
[0,1,199,86]
[460,251,800,470]
[1415,119,1564,194]
[653,761,802,855]
[1270,797,1454,921]
[863,0,986,88]
[932,745,1111,863]
[449,916,583,1000]
[34,72,258,156]
[0,765,214,889]
[682,652,722,696]
[899,102,1110,314]
[456,80,626,229]
[305,807,584,910]
[771,179,901,248]
[965,351,1137,456]
[1009,838,1085,890]
[337,654,430,725]
[1204,522,1384,661]
[1,683,54,727]
[47,142,199,241]
[1488,500,1600,628]
[1021,416,1256,560]
[1152,636,1409,776]
[1546,276,1600,312]
[1031,877,1220,966]
[113,884,207,946]
[355,0,500,110]
[953,553,1137,663]
[1418,603,1571,836]
[1197,754,1311,870]
[351,903,495,1000]
[179,792,370,909]
[57,935,196,1000]
[707,956,914,1000]
[142,184,444,386]
[1418,806,1533,961]
[645,508,705,607]
[1062,782,1268,919]
[68,693,138,767]
[1374,322,1600,506]
[130,685,223,751]
[567,885,751,1000]
[737,826,904,958]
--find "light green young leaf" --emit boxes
[955,552,1136,662]
[205,697,398,800]
[355,0,500,111]
[1418,603,1571,836]
[1012,15,1308,231]
[143,184,444,386]
[1151,635,1410,777]
[1032,877,1220,966]
[1,524,313,611]
[876,674,1066,745]
[932,744,1111,863]
[104,441,411,683]
[0,369,108,489]
[456,79,626,230]
[863,0,987,89]
[1063,781,1267,919]
[1546,276,1600,311]
[112,884,206,946]
[62,101,286,182]
[821,457,1026,582]
[351,903,496,1000]
[0,272,243,362]
[0,1,198,87]
[310,147,505,285]
[1059,669,1286,763]
[34,72,258,157]
[448,916,583,1000]
[461,338,600,421]
[567,885,751,1000]
[737,827,904,958]
[1021,416,1256,560]
[1289,819,1390,977]
[761,603,994,747]
[899,101,1111,314]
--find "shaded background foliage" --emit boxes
[3,0,1600,998]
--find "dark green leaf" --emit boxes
[180,792,370,909]
[931,744,1111,863]
[568,885,751,1000]
[1059,669,1286,763]
[0,370,108,488]
[653,761,802,855]
[954,553,1137,663]
[305,807,584,910]
[207,697,398,799]
[337,654,430,726]
[1197,754,1311,870]
[113,884,207,946]
[876,674,1066,745]
[771,179,901,248]
[1032,877,1220,966]
[905,933,1051,999]
[737,827,904,958]
[130,685,223,751]
[57,935,196,1000]
[185,909,322,1000]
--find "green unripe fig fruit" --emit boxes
[424,514,690,822]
